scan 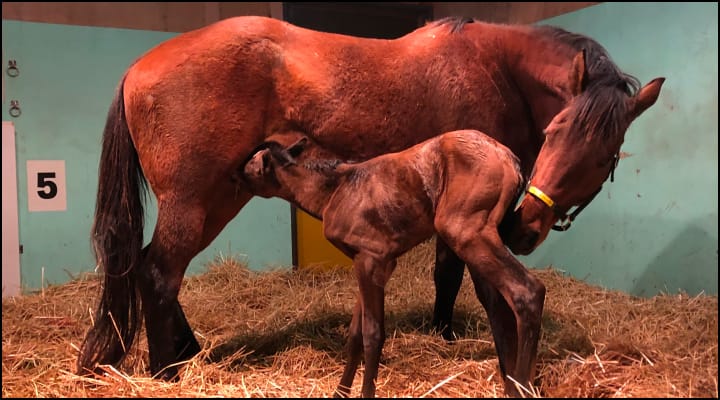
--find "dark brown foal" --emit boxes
[240,129,546,398]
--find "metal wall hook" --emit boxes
[9,100,21,117]
[7,60,19,77]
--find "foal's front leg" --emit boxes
[437,218,545,397]
[334,300,363,398]
[357,254,394,398]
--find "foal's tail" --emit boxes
[77,72,148,375]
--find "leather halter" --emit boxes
[526,152,619,231]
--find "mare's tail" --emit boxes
[77,72,148,374]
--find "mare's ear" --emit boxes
[286,136,309,159]
[628,77,665,121]
[569,49,587,96]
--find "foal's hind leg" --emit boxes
[432,237,466,341]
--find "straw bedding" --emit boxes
[2,239,717,398]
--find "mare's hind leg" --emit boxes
[140,188,253,380]
[140,245,201,367]
[432,237,465,341]
[438,223,545,397]
[138,198,209,379]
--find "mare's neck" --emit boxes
[503,25,575,134]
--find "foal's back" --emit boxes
[323,129,523,259]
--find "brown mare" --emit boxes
[240,130,534,397]
[78,15,663,396]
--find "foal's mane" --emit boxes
[249,140,346,175]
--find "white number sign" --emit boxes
[26,160,66,212]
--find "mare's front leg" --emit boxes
[432,237,466,341]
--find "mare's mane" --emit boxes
[536,25,641,142]
[432,16,641,143]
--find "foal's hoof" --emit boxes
[333,386,351,398]
[152,365,181,382]
[434,324,457,342]
[431,319,457,342]
[76,364,105,377]
[441,329,457,342]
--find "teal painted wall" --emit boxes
[518,2,718,296]
[2,20,292,292]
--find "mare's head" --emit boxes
[507,29,665,255]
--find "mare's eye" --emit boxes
[598,155,617,168]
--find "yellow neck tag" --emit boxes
[527,186,555,209]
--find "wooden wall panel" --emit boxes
[433,2,600,24]
[1,2,273,32]
[507,2,600,23]
[2,3,599,32]
[432,2,511,23]
[219,2,275,20]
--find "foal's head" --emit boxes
[241,135,346,202]
[507,43,665,255]
[241,136,310,199]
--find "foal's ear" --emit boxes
[244,149,274,179]
[569,49,587,96]
[628,77,665,121]
[257,149,275,176]
[261,150,273,173]
[286,136,309,159]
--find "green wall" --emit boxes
[518,2,718,296]
[2,20,292,292]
